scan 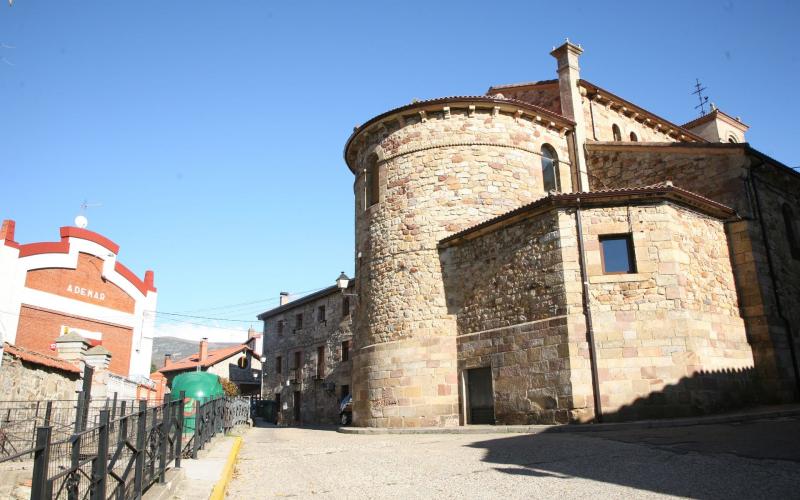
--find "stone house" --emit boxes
[341,41,800,427]
[258,284,354,425]
[156,332,262,396]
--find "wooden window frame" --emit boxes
[599,233,637,275]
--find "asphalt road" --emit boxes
[226,417,800,499]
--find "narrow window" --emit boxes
[316,345,325,379]
[317,305,326,323]
[783,203,800,259]
[630,131,638,142]
[341,340,350,362]
[276,356,282,374]
[365,154,379,208]
[341,384,350,398]
[612,124,622,141]
[276,320,284,335]
[342,296,350,317]
[293,351,301,370]
[540,144,559,192]
[600,234,637,274]
[295,313,303,331]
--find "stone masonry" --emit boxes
[336,41,798,427]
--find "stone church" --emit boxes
[336,41,800,427]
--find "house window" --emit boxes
[612,124,622,141]
[783,203,800,259]
[341,340,350,362]
[295,313,303,331]
[276,356,282,374]
[342,296,350,317]
[317,305,326,323]
[728,135,738,143]
[276,320,284,335]
[293,351,301,370]
[316,346,325,379]
[341,384,350,398]
[541,144,559,192]
[630,131,638,142]
[600,234,637,274]
[365,154,379,208]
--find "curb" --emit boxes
[337,405,800,435]
[209,436,242,500]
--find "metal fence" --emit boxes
[0,373,251,499]
[30,394,185,499]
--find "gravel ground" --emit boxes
[227,420,800,499]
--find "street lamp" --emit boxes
[336,272,357,297]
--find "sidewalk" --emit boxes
[146,428,247,500]
[338,404,800,435]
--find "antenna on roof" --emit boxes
[691,78,710,117]
[74,199,103,228]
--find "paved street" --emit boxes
[227,417,800,499]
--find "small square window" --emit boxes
[317,305,326,323]
[600,234,636,274]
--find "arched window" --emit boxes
[541,144,559,192]
[630,131,638,142]
[783,203,800,259]
[728,135,738,143]
[365,154,379,208]
[612,124,622,141]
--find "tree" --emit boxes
[220,377,240,396]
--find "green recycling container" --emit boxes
[171,372,224,435]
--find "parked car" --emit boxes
[339,394,352,425]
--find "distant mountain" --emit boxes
[151,336,239,369]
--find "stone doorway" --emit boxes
[466,367,495,424]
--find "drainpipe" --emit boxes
[749,165,800,398]
[575,200,603,422]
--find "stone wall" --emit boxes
[441,210,573,424]
[487,83,563,115]
[585,143,800,402]
[261,289,353,425]
[582,98,679,143]
[561,202,754,419]
[0,352,80,401]
[349,100,573,427]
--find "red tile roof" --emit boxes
[3,343,81,374]
[158,344,250,373]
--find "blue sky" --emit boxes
[1,1,798,341]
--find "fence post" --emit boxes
[69,422,83,499]
[158,394,171,484]
[90,410,110,500]
[191,399,201,459]
[134,399,147,498]
[175,391,185,469]
[30,425,52,500]
[75,365,94,433]
[43,401,53,427]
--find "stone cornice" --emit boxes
[580,79,705,143]
[343,97,576,173]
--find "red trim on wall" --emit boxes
[19,241,70,257]
[60,227,121,254]
[1,219,20,249]
[115,262,156,295]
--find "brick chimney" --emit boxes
[279,292,290,306]
[199,338,208,362]
[164,353,172,368]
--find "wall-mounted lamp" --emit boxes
[336,272,358,297]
